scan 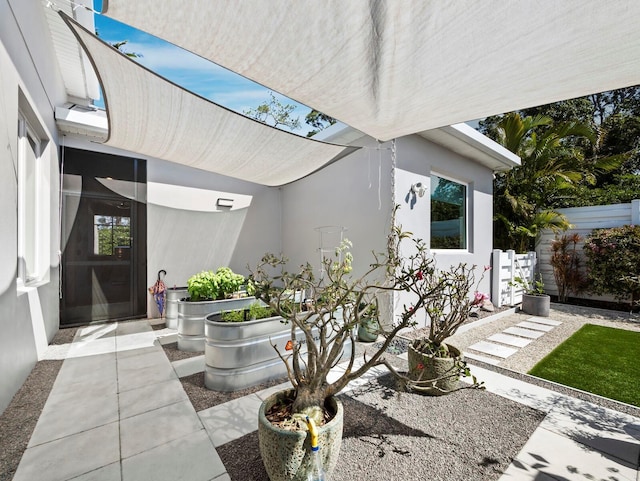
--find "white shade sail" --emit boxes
[61,14,356,187]
[101,0,640,141]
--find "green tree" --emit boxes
[305,110,336,137]
[243,92,301,130]
[110,40,141,59]
[491,112,596,252]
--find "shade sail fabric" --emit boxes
[60,14,356,187]
[101,0,640,142]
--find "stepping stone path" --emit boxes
[465,317,562,365]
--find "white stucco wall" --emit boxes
[393,135,494,327]
[280,134,495,329]
[0,0,64,414]
[280,137,393,280]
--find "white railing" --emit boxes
[491,250,536,307]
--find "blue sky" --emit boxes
[92,2,313,135]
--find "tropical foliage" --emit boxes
[490,112,595,252]
[583,225,640,311]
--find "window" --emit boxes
[93,214,131,258]
[17,112,49,284]
[430,174,467,249]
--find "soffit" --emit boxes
[43,0,100,103]
[61,13,356,187]
[101,0,640,141]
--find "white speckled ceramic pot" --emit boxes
[258,390,343,481]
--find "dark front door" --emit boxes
[61,148,147,325]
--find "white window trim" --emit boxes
[429,172,469,253]
[17,112,49,286]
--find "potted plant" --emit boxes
[177,267,254,351]
[248,227,483,481]
[407,265,490,395]
[513,273,550,317]
[356,300,379,342]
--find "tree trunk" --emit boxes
[291,384,329,424]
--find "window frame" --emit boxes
[429,172,469,252]
[17,111,49,286]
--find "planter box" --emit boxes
[177,297,258,352]
[204,309,351,392]
[521,293,550,317]
[165,287,188,330]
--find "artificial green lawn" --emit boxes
[528,324,640,407]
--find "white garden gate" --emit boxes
[491,250,536,308]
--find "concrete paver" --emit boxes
[468,340,518,358]
[488,332,532,347]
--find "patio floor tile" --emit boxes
[69,462,122,481]
[511,427,637,481]
[542,403,640,465]
[117,358,177,392]
[120,400,203,459]
[198,394,263,447]
[122,430,226,481]
[119,378,188,420]
[13,422,120,481]
[28,389,119,447]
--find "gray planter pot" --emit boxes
[521,293,550,317]
[204,313,353,391]
[177,297,257,352]
[165,287,188,330]
[357,317,379,342]
[407,342,462,395]
[258,390,343,481]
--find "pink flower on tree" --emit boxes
[471,291,489,306]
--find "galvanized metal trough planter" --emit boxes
[177,297,257,352]
[165,286,188,330]
[204,308,351,392]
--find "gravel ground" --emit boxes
[161,341,203,362]
[218,372,544,481]
[0,327,78,481]
[180,372,291,412]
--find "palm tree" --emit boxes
[493,112,596,252]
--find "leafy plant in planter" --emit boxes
[249,227,484,480]
[511,273,550,316]
[218,302,276,322]
[187,267,245,301]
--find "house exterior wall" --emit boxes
[393,135,494,328]
[280,134,495,329]
[0,0,64,413]
[62,138,282,315]
[280,137,393,282]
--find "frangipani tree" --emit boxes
[249,227,482,424]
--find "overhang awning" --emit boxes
[101,0,640,142]
[60,13,356,187]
